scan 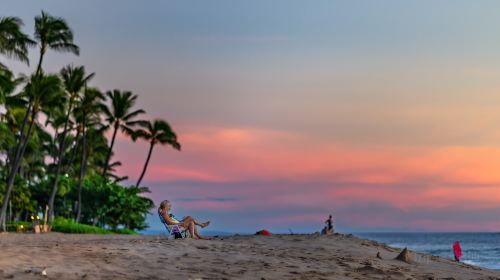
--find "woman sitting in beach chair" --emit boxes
[158,200,212,240]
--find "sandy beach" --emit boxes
[0,233,498,280]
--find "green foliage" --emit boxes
[52,218,137,234]
[0,11,178,234]
[9,178,36,217]
[0,123,15,150]
[101,89,145,177]
[0,16,35,64]
[34,11,79,56]
[112,228,137,235]
[5,221,31,232]
[0,177,36,219]
[80,175,154,231]
[52,217,110,234]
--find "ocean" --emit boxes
[354,232,500,270]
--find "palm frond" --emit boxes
[0,16,35,64]
[123,109,145,121]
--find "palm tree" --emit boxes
[2,11,80,227]
[47,65,94,222]
[130,119,180,188]
[0,16,34,66]
[0,16,32,158]
[34,11,79,75]
[101,90,145,177]
[73,87,104,222]
[0,73,62,230]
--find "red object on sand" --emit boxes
[256,229,271,236]
[453,241,462,260]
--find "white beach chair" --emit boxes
[158,211,190,239]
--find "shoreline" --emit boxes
[0,232,499,279]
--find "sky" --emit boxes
[3,0,500,233]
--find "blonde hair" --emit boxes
[158,200,171,215]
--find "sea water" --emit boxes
[354,232,500,270]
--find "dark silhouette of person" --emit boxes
[322,214,334,235]
[326,214,333,231]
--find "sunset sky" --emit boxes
[5,0,500,232]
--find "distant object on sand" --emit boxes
[321,214,334,235]
[395,247,412,263]
[256,229,272,236]
[454,241,462,262]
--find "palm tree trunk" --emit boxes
[35,47,45,76]
[67,128,81,168]
[0,108,36,231]
[135,142,155,188]
[47,100,74,223]
[52,128,59,164]
[0,103,33,230]
[102,122,119,177]
[9,102,32,172]
[75,123,87,223]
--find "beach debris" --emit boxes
[376,252,382,259]
[255,229,271,236]
[41,268,47,276]
[394,247,412,263]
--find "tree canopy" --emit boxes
[0,11,179,232]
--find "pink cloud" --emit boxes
[111,125,500,231]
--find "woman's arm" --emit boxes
[161,211,180,225]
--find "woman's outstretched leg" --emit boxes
[182,216,210,228]
[186,221,196,238]
[193,224,212,240]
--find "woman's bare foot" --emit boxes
[201,221,210,228]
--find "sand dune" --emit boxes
[0,233,498,279]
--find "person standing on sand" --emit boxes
[158,200,212,240]
[453,241,462,262]
[322,214,334,235]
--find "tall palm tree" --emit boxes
[47,65,94,222]
[3,11,79,226]
[34,11,79,75]
[0,16,32,157]
[73,87,104,222]
[0,73,62,230]
[101,90,145,177]
[0,16,34,67]
[3,10,78,212]
[130,120,180,188]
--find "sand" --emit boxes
[0,232,498,279]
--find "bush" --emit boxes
[112,228,137,235]
[79,176,154,231]
[6,221,31,232]
[52,218,111,234]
